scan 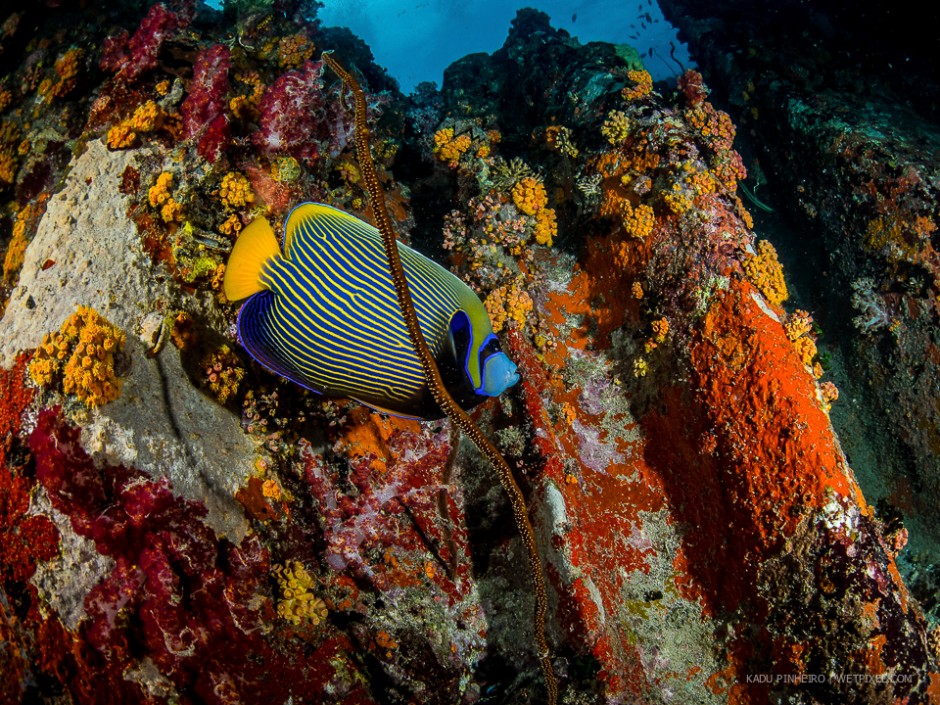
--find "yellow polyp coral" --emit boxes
[148,172,184,223]
[792,335,818,370]
[107,99,162,150]
[29,305,126,408]
[155,80,171,96]
[689,170,717,197]
[622,69,653,100]
[262,479,281,500]
[219,171,254,209]
[277,34,315,69]
[273,561,328,627]
[219,213,243,237]
[433,127,472,167]
[784,310,814,342]
[534,207,557,246]
[651,317,669,343]
[161,199,184,223]
[149,174,171,207]
[484,280,534,334]
[664,190,692,215]
[511,176,548,215]
[623,202,655,239]
[3,203,35,284]
[631,281,644,299]
[54,47,83,80]
[545,125,578,157]
[633,357,649,377]
[130,100,161,132]
[0,148,16,185]
[106,123,136,150]
[0,88,12,113]
[743,239,789,307]
[201,344,244,404]
[601,110,631,145]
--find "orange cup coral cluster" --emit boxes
[201,344,245,404]
[2,201,42,285]
[601,110,632,145]
[148,171,184,223]
[432,126,473,167]
[621,69,653,100]
[511,176,548,216]
[28,305,126,408]
[743,239,789,307]
[43,47,84,100]
[544,125,579,157]
[534,207,557,246]
[107,99,163,150]
[276,34,315,69]
[273,561,329,627]
[219,170,255,209]
[484,279,534,333]
[623,201,655,240]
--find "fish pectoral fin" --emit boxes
[237,292,323,395]
[223,217,281,302]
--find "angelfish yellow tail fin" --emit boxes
[223,217,281,301]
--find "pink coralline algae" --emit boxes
[300,411,486,690]
[28,408,374,705]
[99,3,182,83]
[181,44,232,162]
[254,60,328,162]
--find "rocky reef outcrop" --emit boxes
[659,0,940,643]
[0,2,936,704]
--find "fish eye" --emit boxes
[478,335,502,370]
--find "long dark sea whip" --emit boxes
[321,52,558,704]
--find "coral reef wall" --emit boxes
[0,2,937,704]
[658,0,940,634]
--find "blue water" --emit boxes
[318,0,692,93]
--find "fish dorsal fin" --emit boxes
[223,217,281,301]
[284,202,374,255]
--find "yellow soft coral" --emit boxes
[273,561,328,627]
[29,305,126,408]
[511,176,548,216]
[433,127,472,167]
[622,69,653,100]
[743,239,788,307]
[106,123,136,150]
[534,207,557,246]
[601,110,631,145]
[107,100,161,149]
[130,100,161,132]
[277,34,315,69]
[623,202,655,239]
[545,125,578,157]
[2,204,34,284]
[219,171,254,209]
[651,317,669,343]
[484,280,533,333]
[148,172,184,223]
[219,213,243,237]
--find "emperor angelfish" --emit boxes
[223,202,519,419]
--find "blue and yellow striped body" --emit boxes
[224,203,519,419]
